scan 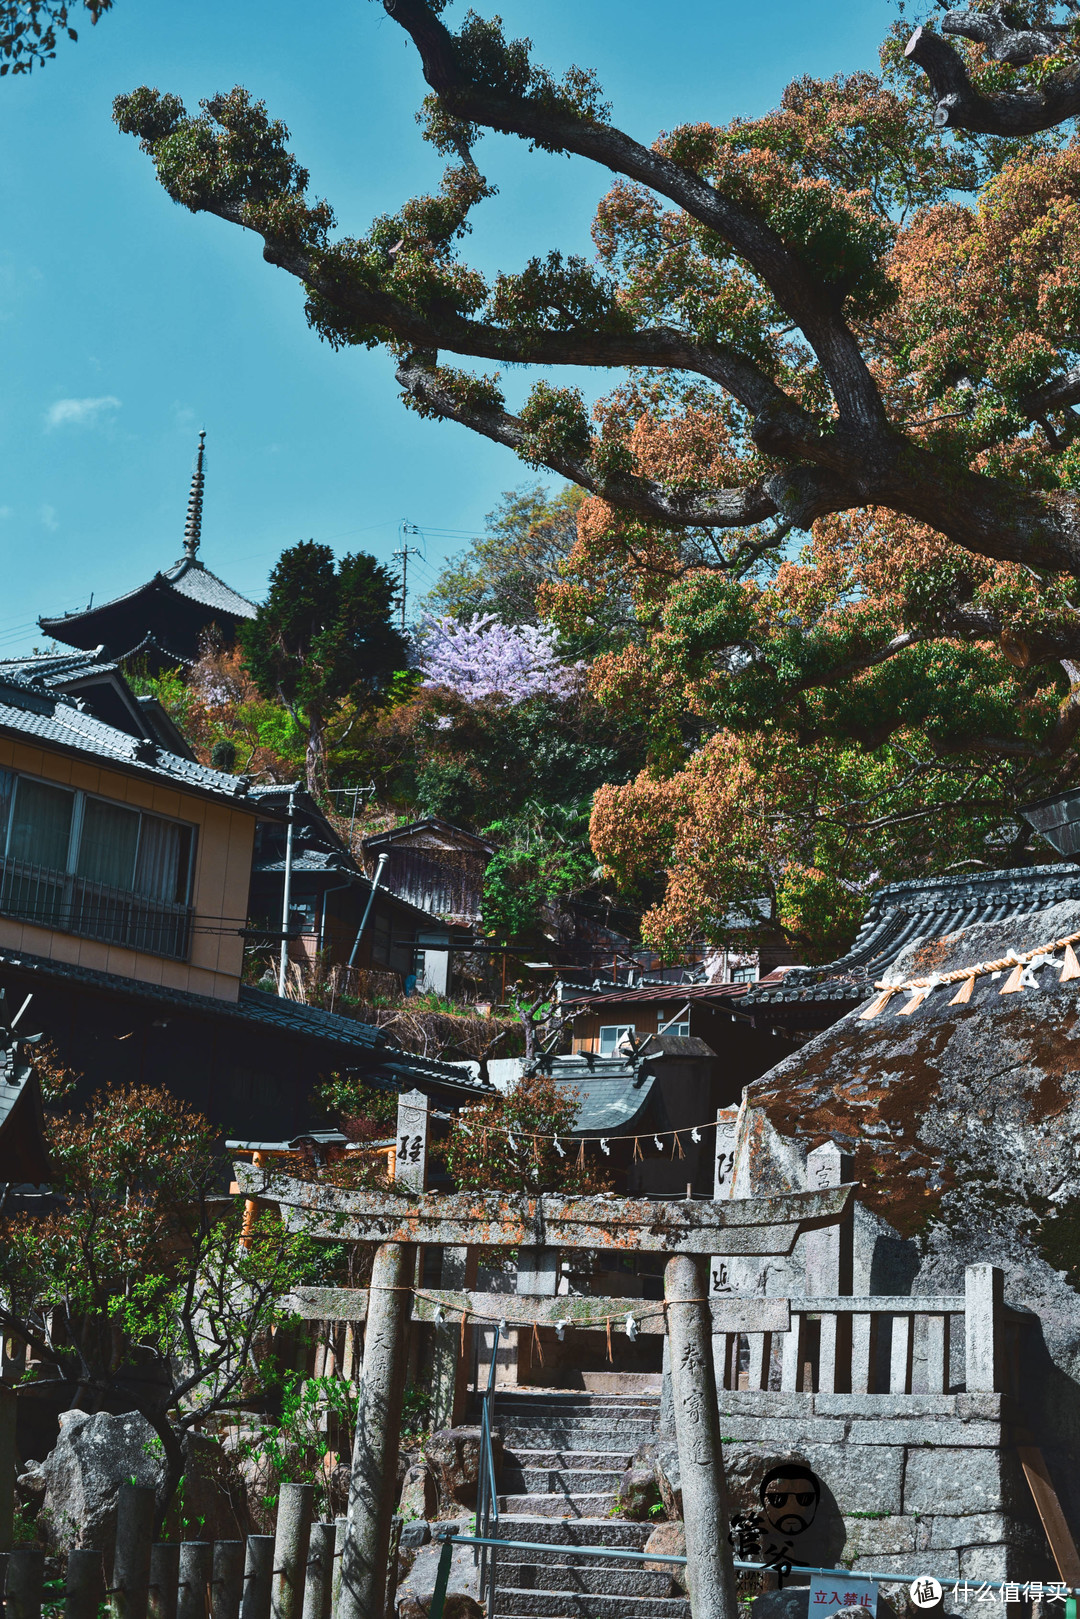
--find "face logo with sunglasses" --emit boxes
[760,1466,821,1539]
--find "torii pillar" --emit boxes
[338,1092,426,1619]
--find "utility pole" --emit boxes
[277,786,297,997]
[393,522,422,633]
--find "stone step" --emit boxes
[498,1493,619,1518]
[503,1449,635,1471]
[494,1396,660,1410]
[497,1517,653,1549]
[488,1562,677,1597]
[498,1420,657,1439]
[492,1589,687,1618]
[502,1468,625,1494]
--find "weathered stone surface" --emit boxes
[841,1516,917,1557]
[643,1522,687,1593]
[399,1465,437,1522]
[28,1411,246,1562]
[395,1533,481,1614]
[655,1442,682,1520]
[903,1450,1007,1517]
[750,1592,898,1619]
[957,1544,1017,1581]
[799,1444,904,1515]
[712,1418,847,1445]
[424,1428,502,1514]
[399,1520,431,1549]
[925,1514,1009,1550]
[614,1466,661,1521]
[847,1420,1002,1448]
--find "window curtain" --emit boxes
[134,814,188,903]
[0,768,15,854]
[77,798,139,891]
[8,778,74,871]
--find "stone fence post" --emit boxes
[966,1264,1004,1392]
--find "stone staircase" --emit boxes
[483,1389,689,1619]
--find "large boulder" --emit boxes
[643,1522,687,1593]
[613,1466,661,1521]
[22,1410,248,1562]
[424,1428,502,1515]
[655,1441,682,1520]
[396,1523,481,1616]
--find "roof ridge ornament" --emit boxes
[182,431,206,562]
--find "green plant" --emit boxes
[240,1373,357,1523]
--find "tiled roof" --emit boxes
[743,864,1080,1009]
[0,679,254,806]
[0,943,492,1097]
[541,1053,658,1134]
[0,650,118,688]
[574,981,748,1009]
[161,559,257,618]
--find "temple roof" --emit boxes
[37,436,257,666]
[742,863,1080,1022]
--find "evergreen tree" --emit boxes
[240,542,406,794]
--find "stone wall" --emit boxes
[717,1390,1051,1589]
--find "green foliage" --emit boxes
[423,482,585,628]
[240,1373,356,1522]
[1,0,111,77]
[240,541,407,791]
[481,803,596,937]
[444,1071,609,1195]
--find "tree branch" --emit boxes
[380,0,890,433]
[905,22,1080,134]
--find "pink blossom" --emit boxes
[416,614,580,703]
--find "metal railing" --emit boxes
[474,1321,501,1609]
[0,854,192,960]
[428,1536,1067,1619]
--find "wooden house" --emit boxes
[0,668,490,1138]
[247,788,470,993]
[361,817,493,925]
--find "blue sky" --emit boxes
[0,0,892,657]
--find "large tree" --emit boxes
[114,3,1080,952]
[240,541,407,794]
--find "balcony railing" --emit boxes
[0,854,193,961]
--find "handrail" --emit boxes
[473,1321,501,1607]
[427,1535,1070,1618]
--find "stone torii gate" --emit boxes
[235,1093,853,1619]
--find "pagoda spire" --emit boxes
[183,431,206,560]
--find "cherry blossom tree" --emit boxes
[416,612,580,703]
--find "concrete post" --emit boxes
[966,1264,1004,1393]
[111,1483,157,1619]
[665,1254,738,1619]
[0,1383,15,1553]
[211,1543,245,1619]
[67,1548,107,1619]
[338,1242,412,1619]
[330,1521,347,1619]
[240,1537,274,1619]
[301,1524,334,1619]
[177,1544,212,1619]
[148,1544,180,1619]
[394,1090,429,1193]
[272,1484,314,1619]
[804,1143,854,1393]
[6,1547,44,1619]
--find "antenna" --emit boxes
[393,521,422,634]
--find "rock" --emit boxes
[614,1466,661,1521]
[33,1411,247,1564]
[424,1427,502,1514]
[395,1530,482,1615]
[655,1441,682,1520]
[643,1521,687,1593]
[399,1464,437,1521]
[399,1520,431,1549]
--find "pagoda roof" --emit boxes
[38,555,256,661]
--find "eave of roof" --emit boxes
[743,864,1080,1008]
[362,817,494,855]
[0,943,492,1097]
[0,684,256,811]
[39,558,256,638]
[575,982,749,1009]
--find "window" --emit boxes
[731,965,758,982]
[662,1019,691,1038]
[599,1024,635,1056]
[0,766,196,959]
